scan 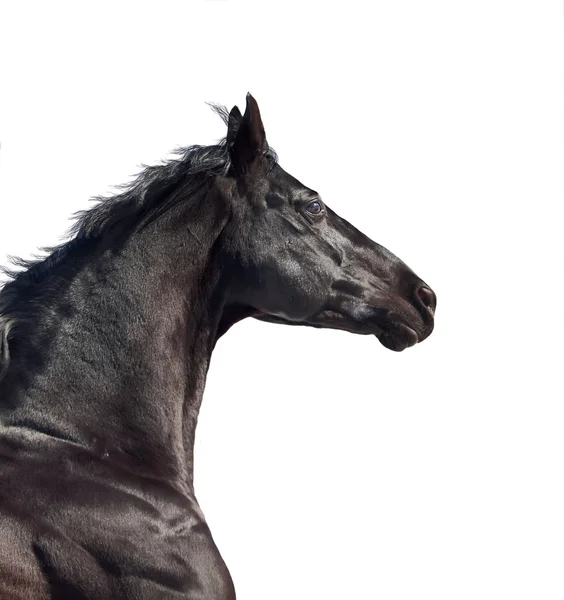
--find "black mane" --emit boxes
[0,105,277,320]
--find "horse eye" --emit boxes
[306,200,323,216]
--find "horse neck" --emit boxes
[1,189,230,495]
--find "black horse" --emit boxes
[0,95,436,599]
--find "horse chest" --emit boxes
[0,446,235,600]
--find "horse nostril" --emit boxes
[416,285,436,315]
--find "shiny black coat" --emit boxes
[0,96,435,598]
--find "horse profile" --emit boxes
[0,95,436,599]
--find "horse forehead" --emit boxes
[267,164,312,197]
[241,168,311,206]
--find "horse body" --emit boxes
[0,96,436,598]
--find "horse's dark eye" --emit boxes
[306,200,323,216]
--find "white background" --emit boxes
[1,2,563,599]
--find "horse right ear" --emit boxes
[229,93,268,176]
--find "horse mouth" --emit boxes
[377,322,420,352]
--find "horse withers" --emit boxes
[0,95,436,599]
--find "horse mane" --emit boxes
[0,104,277,380]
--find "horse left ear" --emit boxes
[230,93,268,174]
[226,105,242,148]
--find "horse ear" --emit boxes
[226,105,242,148]
[230,93,268,174]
